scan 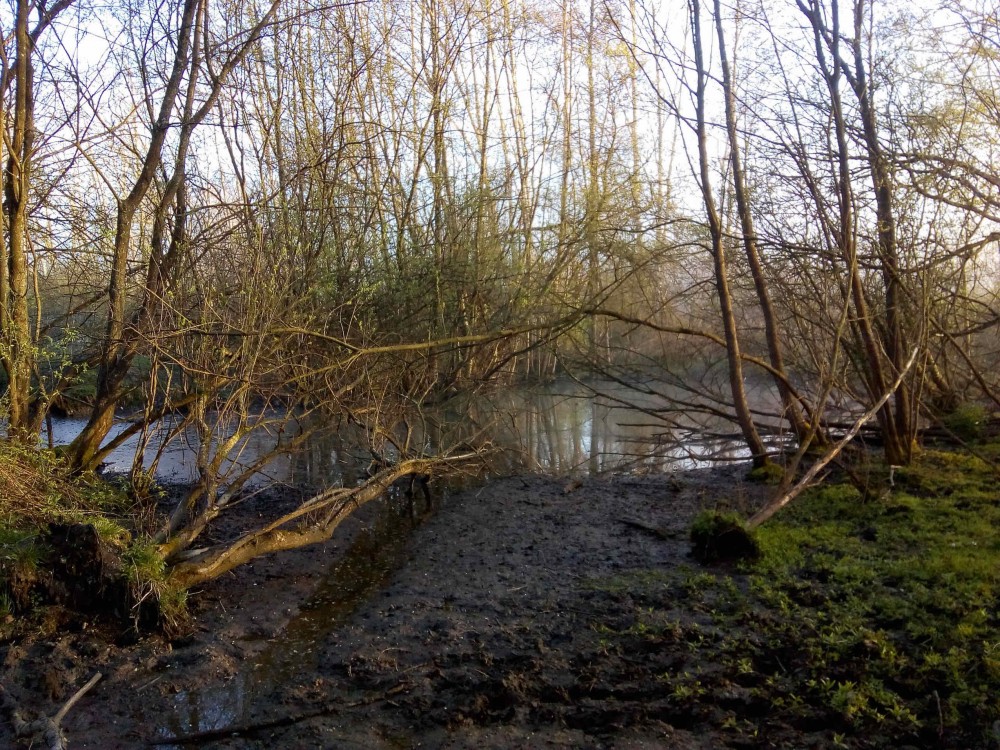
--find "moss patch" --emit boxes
[748,461,785,484]
[588,446,1000,748]
[690,511,760,563]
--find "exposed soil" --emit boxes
[1,466,774,749]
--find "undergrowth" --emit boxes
[0,439,180,638]
[588,446,1000,748]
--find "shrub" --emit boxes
[941,403,987,442]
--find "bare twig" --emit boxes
[1,672,102,750]
[748,349,919,528]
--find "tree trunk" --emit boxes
[842,0,913,464]
[2,0,40,441]
[798,0,912,465]
[689,0,768,466]
[168,458,461,588]
[712,0,814,446]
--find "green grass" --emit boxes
[745,449,1000,744]
[0,438,176,637]
[587,446,1000,748]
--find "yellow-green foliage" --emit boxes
[747,461,785,484]
[0,439,132,529]
[122,540,166,588]
[941,403,988,441]
[120,539,188,634]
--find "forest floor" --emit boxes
[2,451,999,749]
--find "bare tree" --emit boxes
[688,0,769,466]
[0,0,77,440]
[711,0,815,445]
[67,0,283,470]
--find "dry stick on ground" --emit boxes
[618,517,674,540]
[0,672,102,750]
[148,683,411,746]
[748,349,918,529]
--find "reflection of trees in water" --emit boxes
[271,383,765,479]
[486,383,767,473]
[286,431,357,489]
[48,380,769,484]
[449,384,754,474]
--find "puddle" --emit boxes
[155,486,435,745]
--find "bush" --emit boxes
[748,461,784,484]
[0,439,180,635]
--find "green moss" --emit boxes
[690,511,760,563]
[584,444,1000,748]
[747,461,784,484]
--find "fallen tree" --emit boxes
[166,454,477,589]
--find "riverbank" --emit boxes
[2,450,999,748]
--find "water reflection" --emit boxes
[427,382,762,475]
[45,380,767,486]
[155,490,431,746]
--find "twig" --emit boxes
[1,672,102,750]
[618,517,673,540]
[53,673,102,727]
[933,690,944,739]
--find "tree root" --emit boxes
[1,672,102,750]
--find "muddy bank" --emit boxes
[2,466,768,749]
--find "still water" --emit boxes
[45,379,767,486]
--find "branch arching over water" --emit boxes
[167,454,477,588]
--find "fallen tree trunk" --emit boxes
[748,349,918,528]
[167,454,476,588]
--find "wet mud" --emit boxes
[2,466,770,749]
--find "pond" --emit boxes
[44,379,775,487]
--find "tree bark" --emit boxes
[797,0,909,464]
[840,0,913,464]
[2,0,41,440]
[168,456,472,588]
[689,0,768,466]
[712,0,814,445]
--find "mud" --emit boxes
[1,466,770,749]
